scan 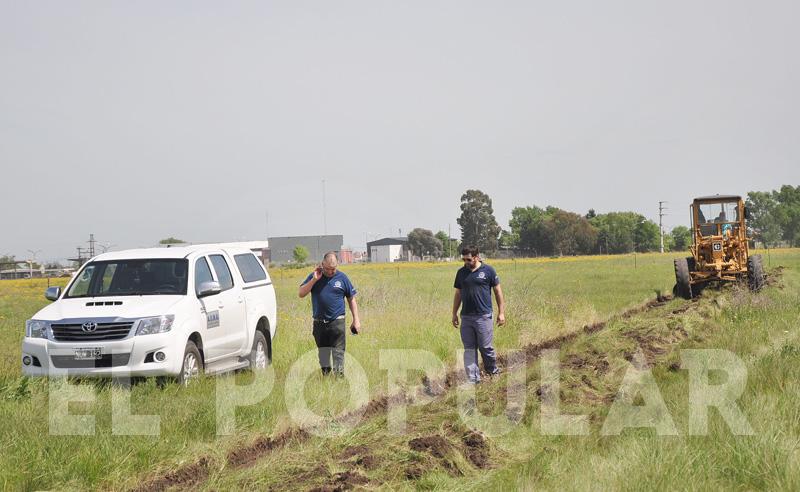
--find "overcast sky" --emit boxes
[1,0,798,262]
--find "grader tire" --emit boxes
[674,257,693,299]
[747,254,765,292]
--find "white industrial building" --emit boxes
[366,237,411,263]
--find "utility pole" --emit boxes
[659,201,668,253]
[448,223,452,259]
[27,249,41,280]
[88,234,96,257]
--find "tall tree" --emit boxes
[509,206,550,255]
[509,206,597,256]
[746,191,782,248]
[670,225,692,252]
[435,231,459,258]
[634,217,661,252]
[590,212,635,254]
[457,190,502,256]
[589,212,659,253]
[498,230,517,250]
[544,209,598,256]
[773,185,800,246]
[407,228,443,258]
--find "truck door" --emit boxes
[208,253,247,356]
[194,256,228,361]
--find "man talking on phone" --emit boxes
[298,251,361,376]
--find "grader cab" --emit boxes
[673,195,765,299]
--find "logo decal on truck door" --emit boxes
[207,310,220,329]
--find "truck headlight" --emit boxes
[135,315,175,336]
[25,320,49,339]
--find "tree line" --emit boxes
[746,185,800,248]
[454,190,670,257]
[407,185,798,259]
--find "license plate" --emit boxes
[74,348,102,360]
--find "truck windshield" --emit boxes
[697,202,739,237]
[65,259,189,298]
[698,202,738,224]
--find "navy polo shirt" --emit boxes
[454,263,499,316]
[301,270,357,321]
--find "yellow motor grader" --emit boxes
[673,195,765,299]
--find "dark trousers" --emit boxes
[312,318,346,375]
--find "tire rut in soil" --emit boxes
[134,281,777,491]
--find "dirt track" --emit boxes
[134,271,783,491]
[133,290,696,492]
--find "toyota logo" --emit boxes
[81,322,98,333]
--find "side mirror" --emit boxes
[45,286,61,301]
[744,207,751,220]
[197,281,221,298]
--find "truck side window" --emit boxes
[195,257,214,295]
[209,255,234,291]
[234,253,267,283]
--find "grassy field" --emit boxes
[0,250,798,490]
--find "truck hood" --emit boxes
[33,296,185,322]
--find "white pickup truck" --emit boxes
[21,245,277,384]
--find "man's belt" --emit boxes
[313,315,345,323]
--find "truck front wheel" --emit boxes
[177,341,203,386]
[674,257,693,299]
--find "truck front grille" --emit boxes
[50,322,134,342]
[50,353,132,369]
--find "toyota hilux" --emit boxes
[21,245,276,384]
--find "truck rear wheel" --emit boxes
[248,331,270,370]
[747,254,765,291]
[674,257,693,299]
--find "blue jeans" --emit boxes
[460,313,497,383]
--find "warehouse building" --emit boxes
[366,237,411,263]
[267,235,345,265]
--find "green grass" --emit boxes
[0,251,798,490]
[194,250,800,491]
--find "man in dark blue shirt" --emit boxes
[452,245,506,384]
[299,252,361,376]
